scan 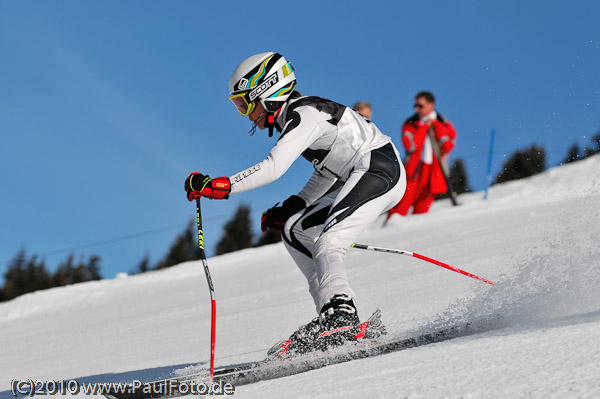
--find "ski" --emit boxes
[101,363,259,399]
[212,324,463,387]
[102,323,466,399]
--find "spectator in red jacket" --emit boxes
[387,91,456,218]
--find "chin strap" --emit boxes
[247,110,278,137]
[248,124,258,136]
[248,110,267,136]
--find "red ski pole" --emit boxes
[195,198,217,381]
[351,243,495,285]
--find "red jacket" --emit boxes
[401,112,457,194]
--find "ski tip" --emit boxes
[367,307,382,321]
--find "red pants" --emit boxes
[387,164,435,217]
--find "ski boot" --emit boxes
[268,294,360,358]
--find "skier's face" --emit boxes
[249,100,267,130]
[415,98,434,118]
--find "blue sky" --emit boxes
[1,1,598,281]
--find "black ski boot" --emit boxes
[268,294,360,357]
[314,294,360,350]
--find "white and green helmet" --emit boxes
[229,52,296,115]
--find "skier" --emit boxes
[387,91,456,218]
[184,52,406,354]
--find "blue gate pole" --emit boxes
[484,129,496,200]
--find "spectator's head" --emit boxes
[414,91,435,118]
[353,101,372,120]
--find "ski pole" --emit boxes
[428,125,459,206]
[195,198,217,381]
[351,243,495,285]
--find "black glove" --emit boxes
[261,195,306,233]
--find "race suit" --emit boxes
[229,96,407,312]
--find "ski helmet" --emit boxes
[229,52,296,116]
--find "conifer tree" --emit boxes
[2,248,51,301]
[563,143,581,164]
[86,255,102,280]
[255,229,283,247]
[584,133,600,158]
[26,255,51,293]
[3,248,29,300]
[53,253,102,286]
[132,253,151,274]
[216,204,254,255]
[451,158,471,194]
[438,158,471,199]
[154,219,201,269]
[495,145,547,185]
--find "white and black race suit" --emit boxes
[229,97,407,312]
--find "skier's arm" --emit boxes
[434,120,456,155]
[402,124,417,154]
[229,108,321,195]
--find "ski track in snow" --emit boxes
[1,155,600,399]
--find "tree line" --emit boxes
[131,210,281,275]
[441,132,599,196]
[2,132,599,302]
[0,208,279,302]
[1,250,101,302]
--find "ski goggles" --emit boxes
[229,92,256,117]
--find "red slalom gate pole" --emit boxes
[351,243,495,285]
[195,198,216,381]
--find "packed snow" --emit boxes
[2,155,599,399]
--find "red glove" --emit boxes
[185,173,231,201]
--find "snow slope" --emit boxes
[2,155,600,399]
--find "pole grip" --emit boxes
[429,125,459,206]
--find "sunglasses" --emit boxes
[414,103,426,109]
[229,92,256,117]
